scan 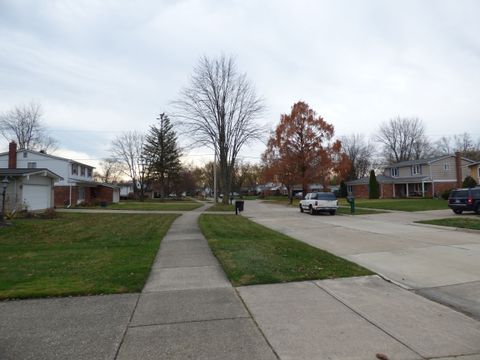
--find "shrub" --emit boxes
[339,181,348,198]
[462,176,477,188]
[441,188,453,200]
[40,208,58,219]
[368,170,379,199]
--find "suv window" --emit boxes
[472,189,480,197]
[450,190,468,198]
[317,192,336,200]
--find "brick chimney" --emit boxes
[455,152,462,188]
[8,141,17,169]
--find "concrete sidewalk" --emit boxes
[114,205,277,360]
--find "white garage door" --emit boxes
[23,185,51,211]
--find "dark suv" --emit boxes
[448,187,480,214]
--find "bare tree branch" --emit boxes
[0,102,58,152]
[375,117,431,163]
[173,55,266,203]
[110,131,144,191]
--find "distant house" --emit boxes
[0,142,120,207]
[346,153,475,198]
[119,182,135,199]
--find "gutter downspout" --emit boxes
[68,185,72,208]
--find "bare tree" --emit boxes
[173,55,265,204]
[433,133,480,160]
[340,134,376,180]
[94,157,124,183]
[375,117,430,163]
[110,131,145,193]
[0,102,58,152]
[433,136,453,155]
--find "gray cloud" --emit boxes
[1,0,479,165]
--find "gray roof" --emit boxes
[384,156,445,168]
[0,168,63,180]
[384,155,475,168]
[346,175,431,186]
[346,175,394,185]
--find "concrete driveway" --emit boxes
[243,201,480,320]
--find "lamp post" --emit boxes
[140,157,146,202]
[1,177,9,225]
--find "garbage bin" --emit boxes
[235,200,244,215]
[346,196,355,214]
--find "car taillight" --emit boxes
[467,197,473,204]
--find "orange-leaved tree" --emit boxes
[262,101,350,203]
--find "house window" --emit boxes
[87,168,92,177]
[390,168,399,177]
[478,167,480,178]
[72,164,78,175]
[23,152,28,158]
[27,162,37,168]
[444,163,449,171]
[80,166,85,176]
[347,185,353,194]
[412,164,421,175]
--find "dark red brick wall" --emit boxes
[54,186,78,207]
[380,184,394,198]
[94,186,114,203]
[432,182,456,197]
[350,184,369,198]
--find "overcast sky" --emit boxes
[1,0,479,168]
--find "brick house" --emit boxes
[0,142,120,207]
[346,153,475,199]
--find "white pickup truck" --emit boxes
[299,192,338,215]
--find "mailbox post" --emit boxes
[346,195,355,214]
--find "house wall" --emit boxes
[95,186,115,203]
[431,181,457,197]
[430,157,459,181]
[470,165,479,182]
[54,186,78,207]
[380,183,394,198]
[0,150,94,186]
[54,186,96,207]
[350,184,369,198]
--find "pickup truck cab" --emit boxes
[299,192,338,215]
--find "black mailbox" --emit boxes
[235,200,244,215]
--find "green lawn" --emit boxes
[338,198,448,212]
[417,217,480,230]
[206,203,235,212]
[336,206,386,215]
[0,213,178,299]
[199,214,373,286]
[81,201,202,211]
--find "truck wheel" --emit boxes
[329,210,336,215]
[299,204,304,213]
[453,209,463,215]
[309,205,315,215]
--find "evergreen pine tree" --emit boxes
[369,170,379,199]
[340,180,348,198]
[143,113,182,199]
